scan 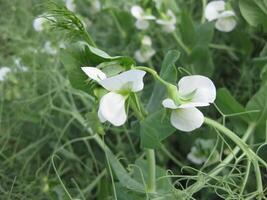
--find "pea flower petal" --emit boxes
[99,69,146,92]
[178,75,216,105]
[81,67,107,82]
[214,11,236,32]
[205,0,225,21]
[98,92,127,126]
[170,107,204,132]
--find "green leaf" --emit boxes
[106,150,145,193]
[190,45,214,76]
[215,88,249,122]
[133,158,173,194]
[195,22,214,45]
[180,11,196,48]
[140,109,175,148]
[239,0,267,29]
[146,50,180,113]
[60,42,135,95]
[246,84,267,125]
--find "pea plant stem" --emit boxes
[145,149,156,193]
[204,118,267,167]
[130,93,157,193]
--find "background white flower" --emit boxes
[187,139,219,165]
[81,67,146,126]
[156,10,176,33]
[0,67,11,81]
[134,35,155,63]
[33,17,46,32]
[131,5,155,30]
[162,75,216,132]
[205,0,236,32]
[65,0,76,12]
[43,41,58,55]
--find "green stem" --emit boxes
[201,0,207,23]
[187,123,255,194]
[204,118,267,168]
[252,160,264,199]
[172,32,191,55]
[146,149,156,193]
[135,66,170,87]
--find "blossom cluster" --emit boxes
[81,67,216,132]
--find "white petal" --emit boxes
[81,67,107,82]
[134,50,147,63]
[0,67,11,81]
[179,102,210,108]
[162,98,179,109]
[215,17,236,32]
[170,108,204,132]
[33,18,45,32]
[142,15,156,20]
[131,5,143,19]
[135,19,149,30]
[98,108,107,123]
[205,0,225,21]
[217,10,235,18]
[98,92,127,126]
[66,0,76,12]
[99,69,146,92]
[178,75,216,105]
[162,24,176,33]
[141,35,152,46]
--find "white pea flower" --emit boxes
[156,10,176,33]
[205,0,236,32]
[65,0,76,12]
[43,41,57,55]
[131,5,156,30]
[162,75,216,132]
[187,139,219,165]
[0,67,11,81]
[134,35,155,63]
[90,0,101,14]
[81,67,146,126]
[33,17,46,32]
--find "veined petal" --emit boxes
[98,92,127,126]
[162,98,179,109]
[170,108,204,132]
[205,0,225,21]
[81,67,107,82]
[215,17,236,32]
[131,5,144,19]
[99,69,146,92]
[178,75,216,105]
[135,19,149,30]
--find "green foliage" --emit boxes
[146,50,180,113]
[239,0,267,29]
[140,109,175,148]
[246,84,267,125]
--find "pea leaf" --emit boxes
[239,0,267,29]
[180,11,196,48]
[246,84,267,125]
[60,42,135,95]
[140,109,175,149]
[215,88,249,122]
[146,50,180,113]
[106,150,145,193]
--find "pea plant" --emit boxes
[33,0,267,199]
